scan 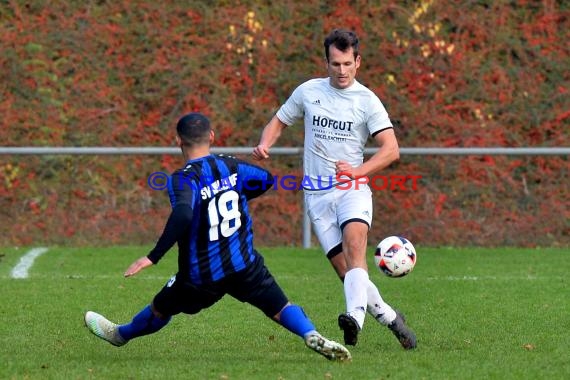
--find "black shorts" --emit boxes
[152,253,289,318]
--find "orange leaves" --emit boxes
[0,2,568,247]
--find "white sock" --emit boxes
[366,279,397,325]
[344,268,369,329]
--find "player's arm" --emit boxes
[359,128,400,176]
[125,172,195,277]
[252,115,288,160]
[124,203,193,277]
[146,203,193,264]
[335,128,400,178]
[238,163,275,200]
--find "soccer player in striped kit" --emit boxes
[85,112,351,362]
[253,29,416,349]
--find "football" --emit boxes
[374,236,417,277]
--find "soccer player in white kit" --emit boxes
[253,29,416,349]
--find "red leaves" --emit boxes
[0,3,567,247]
[434,194,447,218]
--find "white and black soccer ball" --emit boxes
[374,236,417,278]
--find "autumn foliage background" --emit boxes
[1,1,568,247]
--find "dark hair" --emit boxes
[176,112,211,146]
[323,29,360,62]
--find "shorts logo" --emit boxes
[312,99,321,105]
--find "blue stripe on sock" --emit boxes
[279,304,316,338]
[118,305,171,341]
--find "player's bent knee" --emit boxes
[150,303,169,320]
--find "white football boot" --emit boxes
[305,332,352,362]
[84,311,127,347]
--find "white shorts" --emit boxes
[305,185,373,257]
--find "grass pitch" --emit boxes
[1,245,568,379]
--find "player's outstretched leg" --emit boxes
[364,279,417,349]
[84,311,127,347]
[277,304,351,361]
[305,332,352,362]
[387,310,417,350]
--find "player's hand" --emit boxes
[252,144,270,160]
[335,160,355,179]
[124,256,153,277]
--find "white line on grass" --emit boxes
[1,274,171,280]
[10,247,49,279]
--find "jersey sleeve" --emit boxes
[167,170,197,207]
[367,95,393,136]
[147,203,193,264]
[236,161,275,200]
[147,171,198,263]
[276,83,306,126]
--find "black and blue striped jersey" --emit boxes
[147,154,275,285]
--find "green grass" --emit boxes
[1,246,568,380]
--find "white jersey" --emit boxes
[276,77,393,193]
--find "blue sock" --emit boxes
[118,305,171,341]
[279,304,316,338]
